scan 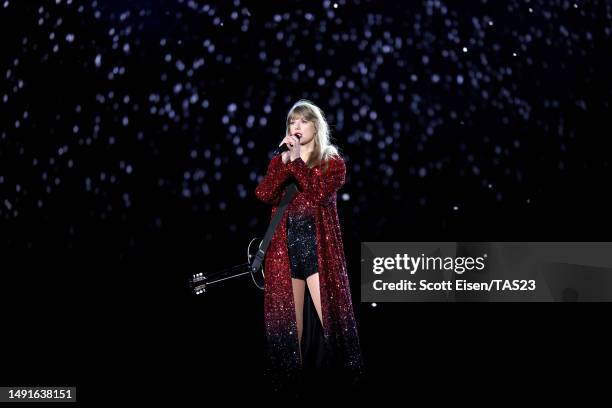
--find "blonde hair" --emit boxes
[286,99,341,170]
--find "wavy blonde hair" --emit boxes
[286,99,341,170]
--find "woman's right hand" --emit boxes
[279,134,292,164]
[281,150,290,164]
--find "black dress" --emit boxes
[286,215,318,280]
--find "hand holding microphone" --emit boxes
[276,132,301,163]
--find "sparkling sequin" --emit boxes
[255,154,364,391]
[287,215,318,280]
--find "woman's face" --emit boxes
[289,115,316,146]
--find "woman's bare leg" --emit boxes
[306,273,323,325]
[291,278,305,364]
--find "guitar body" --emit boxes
[247,236,265,290]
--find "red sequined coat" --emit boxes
[255,154,363,388]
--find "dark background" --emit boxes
[1,0,610,402]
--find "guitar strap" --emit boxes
[250,182,299,273]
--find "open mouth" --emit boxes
[294,133,302,138]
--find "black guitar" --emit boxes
[188,182,299,296]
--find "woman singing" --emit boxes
[255,99,363,393]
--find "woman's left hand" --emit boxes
[288,135,301,161]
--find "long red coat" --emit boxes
[255,154,363,389]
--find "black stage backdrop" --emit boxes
[1,0,611,403]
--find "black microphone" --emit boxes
[273,134,301,155]
[273,143,290,155]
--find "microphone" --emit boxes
[273,133,302,155]
[273,143,290,155]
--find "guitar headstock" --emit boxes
[189,272,207,295]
